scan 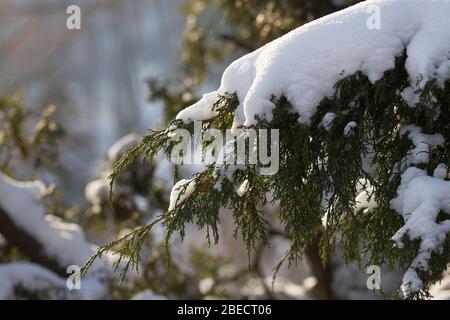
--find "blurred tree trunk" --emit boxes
[305,237,334,299]
[0,206,66,276]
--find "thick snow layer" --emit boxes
[390,167,450,296]
[0,175,103,271]
[0,262,108,299]
[0,263,66,299]
[0,174,141,298]
[0,174,118,299]
[131,289,166,300]
[430,268,450,299]
[177,0,450,127]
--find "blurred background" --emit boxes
[0,0,186,201]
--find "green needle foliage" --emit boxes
[84,52,450,299]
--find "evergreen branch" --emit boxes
[81,215,165,280]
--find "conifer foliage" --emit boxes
[91,52,450,299]
[86,0,450,299]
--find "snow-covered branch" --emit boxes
[0,174,113,299]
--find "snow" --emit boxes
[354,181,377,212]
[0,263,67,299]
[236,179,250,197]
[430,268,450,299]
[214,181,223,192]
[0,262,109,299]
[401,87,420,108]
[131,289,166,300]
[177,0,450,127]
[400,125,444,166]
[344,121,357,136]
[133,195,149,212]
[319,112,336,130]
[168,178,196,211]
[357,124,448,296]
[331,259,402,299]
[0,174,116,299]
[390,166,450,296]
[85,178,109,205]
[172,0,450,298]
[199,277,215,295]
[433,163,448,180]
[391,125,447,296]
[0,175,101,270]
[245,276,309,299]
